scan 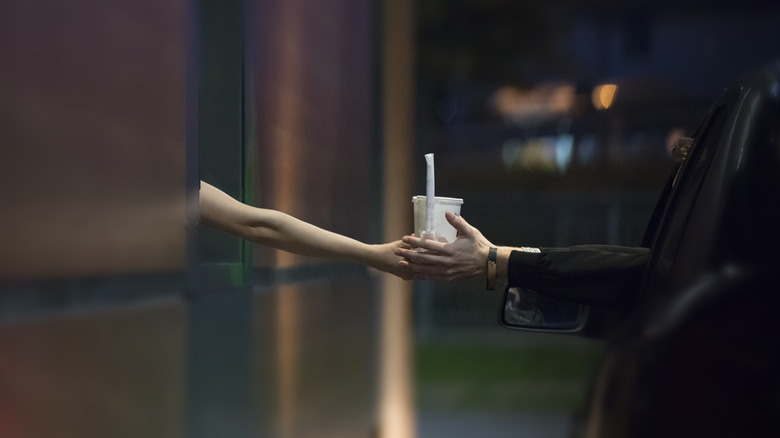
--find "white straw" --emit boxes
[424,153,435,236]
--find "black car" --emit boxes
[498,61,780,437]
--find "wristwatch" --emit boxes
[486,247,497,290]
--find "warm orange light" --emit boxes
[492,84,575,124]
[592,84,618,110]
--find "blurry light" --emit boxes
[501,135,574,173]
[592,84,618,110]
[555,134,574,172]
[492,83,575,125]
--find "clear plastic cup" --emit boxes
[411,195,464,243]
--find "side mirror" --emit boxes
[498,287,589,333]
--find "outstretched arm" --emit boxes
[199,181,409,279]
[395,212,649,305]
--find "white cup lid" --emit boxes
[412,195,463,205]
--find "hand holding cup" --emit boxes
[396,212,494,282]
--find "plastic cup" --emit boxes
[411,195,464,243]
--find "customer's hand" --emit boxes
[395,212,494,282]
[371,240,415,280]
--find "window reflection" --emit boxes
[0,0,186,280]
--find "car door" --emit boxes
[577,62,780,438]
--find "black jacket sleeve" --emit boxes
[507,245,649,307]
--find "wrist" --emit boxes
[496,247,511,286]
[366,243,386,267]
[476,245,490,277]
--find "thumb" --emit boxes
[445,211,473,239]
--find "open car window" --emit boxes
[644,107,729,295]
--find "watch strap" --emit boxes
[486,247,497,290]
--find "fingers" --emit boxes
[396,247,450,265]
[445,212,473,239]
[393,239,412,250]
[401,234,448,253]
[394,245,464,282]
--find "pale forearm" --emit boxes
[242,208,383,267]
[199,181,398,274]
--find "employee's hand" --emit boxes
[395,212,494,282]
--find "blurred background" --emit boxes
[1,0,779,438]
[410,3,780,437]
[416,1,780,436]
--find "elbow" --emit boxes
[241,212,286,245]
[240,222,270,245]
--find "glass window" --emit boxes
[647,108,728,291]
[249,0,378,268]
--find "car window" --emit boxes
[644,107,728,295]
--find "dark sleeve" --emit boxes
[507,245,649,307]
